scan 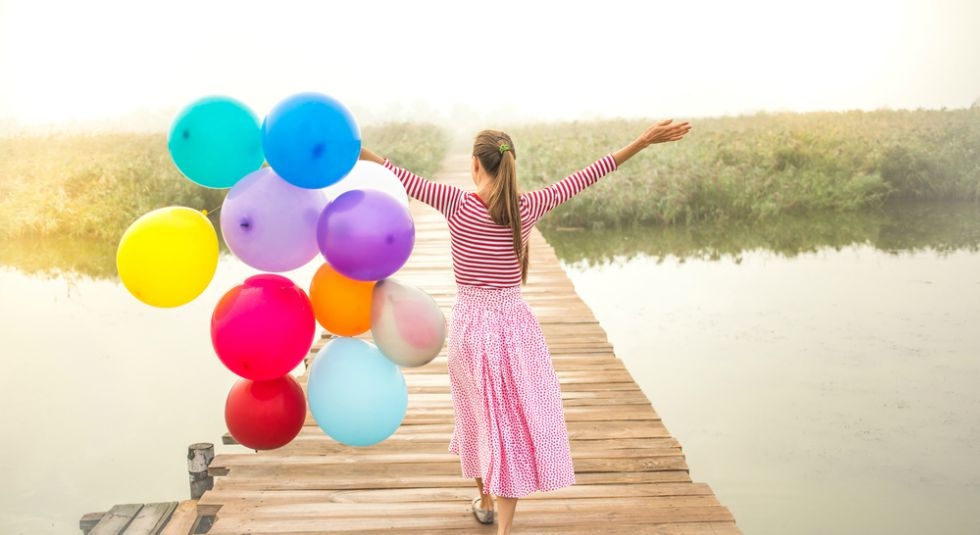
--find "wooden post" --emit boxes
[187,443,214,499]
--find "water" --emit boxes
[548,203,980,534]
[2,203,980,534]
[0,246,314,535]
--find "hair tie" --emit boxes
[498,143,511,155]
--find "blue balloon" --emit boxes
[307,337,407,446]
[167,96,264,189]
[262,93,361,189]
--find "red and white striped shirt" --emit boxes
[384,155,618,288]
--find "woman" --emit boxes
[359,118,692,535]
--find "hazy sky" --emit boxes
[1,0,979,130]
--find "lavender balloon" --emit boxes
[317,189,415,281]
[221,168,328,272]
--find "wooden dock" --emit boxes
[196,154,740,534]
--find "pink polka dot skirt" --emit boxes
[447,284,576,498]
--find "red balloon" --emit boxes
[212,274,315,380]
[225,375,306,450]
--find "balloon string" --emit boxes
[202,204,222,217]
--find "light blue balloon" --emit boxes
[167,96,264,189]
[307,337,407,446]
[262,92,361,189]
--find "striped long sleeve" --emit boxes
[383,160,466,219]
[521,155,618,226]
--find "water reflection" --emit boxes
[0,224,228,281]
[546,202,980,266]
[3,203,978,279]
[0,237,119,280]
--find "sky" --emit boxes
[1,0,979,133]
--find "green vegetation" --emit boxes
[0,133,217,241]
[0,122,450,242]
[363,122,449,178]
[512,108,980,230]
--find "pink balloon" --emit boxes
[212,274,315,380]
[393,297,443,349]
[370,278,446,368]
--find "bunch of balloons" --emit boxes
[115,92,447,449]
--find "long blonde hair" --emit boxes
[473,130,528,283]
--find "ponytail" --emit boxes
[473,130,529,283]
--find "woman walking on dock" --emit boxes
[359,118,691,534]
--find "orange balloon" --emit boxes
[309,263,375,336]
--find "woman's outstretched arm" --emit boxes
[358,147,466,218]
[522,119,693,223]
[612,119,692,167]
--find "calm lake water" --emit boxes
[547,203,980,535]
[2,202,979,534]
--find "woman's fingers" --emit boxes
[641,120,692,145]
[653,122,692,143]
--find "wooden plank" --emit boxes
[260,440,679,461]
[208,522,739,535]
[210,495,723,515]
[210,449,687,475]
[207,503,734,534]
[247,435,679,456]
[80,512,105,534]
[203,469,692,492]
[158,501,199,535]
[89,504,142,535]
[122,502,177,535]
[226,412,670,449]
[200,482,718,508]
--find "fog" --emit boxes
[2,0,979,135]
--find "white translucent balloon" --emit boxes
[371,278,446,367]
[323,160,409,207]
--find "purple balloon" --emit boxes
[221,167,328,272]
[317,189,415,281]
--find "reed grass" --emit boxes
[511,108,980,230]
[0,122,450,241]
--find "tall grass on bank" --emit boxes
[0,133,214,241]
[513,108,980,229]
[363,122,449,178]
[0,122,450,242]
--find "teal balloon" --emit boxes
[307,337,407,447]
[262,92,361,189]
[168,96,264,189]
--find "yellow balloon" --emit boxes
[117,206,219,308]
